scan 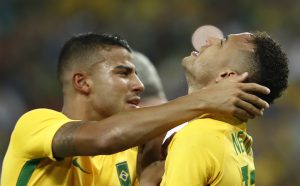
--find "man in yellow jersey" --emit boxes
[160,32,289,186]
[2,33,271,186]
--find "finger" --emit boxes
[239,92,269,109]
[235,99,263,117]
[261,108,265,115]
[238,72,249,82]
[229,72,249,83]
[233,108,255,121]
[240,83,271,95]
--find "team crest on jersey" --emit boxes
[116,161,131,186]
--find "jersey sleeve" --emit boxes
[160,120,225,186]
[10,109,74,161]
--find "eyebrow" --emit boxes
[114,65,135,73]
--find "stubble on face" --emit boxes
[182,33,256,93]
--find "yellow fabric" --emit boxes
[1,109,137,186]
[160,118,255,186]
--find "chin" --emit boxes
[182,56,195,67]
[181,59,189,69]
[182,56,190,64]
[182,63,193,75]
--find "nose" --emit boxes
[131,75,145,94]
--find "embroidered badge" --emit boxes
[116,161,131,186]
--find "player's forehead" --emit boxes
[92,46,135,72]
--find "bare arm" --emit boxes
[52,96,207,158]
[53,73,270,158]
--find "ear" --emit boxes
[72,72,92,95]
[215,70,238,83]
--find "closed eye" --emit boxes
[118,71,130,76]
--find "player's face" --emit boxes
[89,46,144,117]
[182,32,254,90]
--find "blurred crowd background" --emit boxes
[1,0,300,185]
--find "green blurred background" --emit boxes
[1,0,300,185]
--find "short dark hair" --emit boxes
[57,33,132,84]
[249,31,289,104]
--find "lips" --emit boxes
[127,97,141,108]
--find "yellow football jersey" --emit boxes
[1,109,137,186]
[161,118,255,186]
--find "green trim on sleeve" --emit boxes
[16,159,42,186]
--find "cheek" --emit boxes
[111,78,129,92]
[193,57,217,78]
[99,79,129,101]
[193,57,207,70]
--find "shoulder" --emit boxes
[15,108,68,126]
[12,108,70,138]
[176,118,231,140]
[9,108,74,158]
[171,118,234,154]
[20,108,66,120]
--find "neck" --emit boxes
[185,73,202,94]
[186,78,213,94]
[199,113,247,130]
[187,83,205,94]
[62,96,106,121]
[209,114,246,126]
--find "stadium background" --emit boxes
[1,1,300,185]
